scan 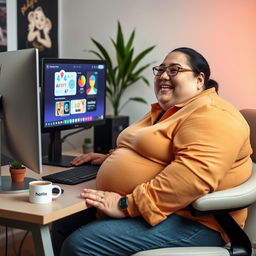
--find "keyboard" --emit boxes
[42,164,100,185]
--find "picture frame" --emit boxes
[0,0,7,52]
[17,0,58,58]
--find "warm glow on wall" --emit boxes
[60,0,256,122]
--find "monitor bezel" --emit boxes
[41,58,106,133]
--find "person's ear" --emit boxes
[45,18,52,30]
[28,11,34,22]
[197,72,205,90]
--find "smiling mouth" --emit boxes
[159,85,174,92]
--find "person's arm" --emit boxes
[70,152,108,165]
[80,188,126,218]
[126,108,251,225]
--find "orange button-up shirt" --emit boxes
[96,88,252,241]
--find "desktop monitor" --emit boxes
[0,48,42,193]
[41,58,106,167]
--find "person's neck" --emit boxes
[159,102,173,111]
[153,110,166,125]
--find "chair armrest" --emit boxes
[192,169,256,211]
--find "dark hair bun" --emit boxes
[206,79,219,93]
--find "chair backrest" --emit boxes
[240,109,256,250]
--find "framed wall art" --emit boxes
[0,0,7,52]
[17,0,58,58]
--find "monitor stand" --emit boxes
[42,131,74,167]
[0,176,36,194]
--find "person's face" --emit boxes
[154,51,205,111]
[34,10,46,30]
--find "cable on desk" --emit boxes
[61,127,91,143]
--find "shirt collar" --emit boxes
[150,88,216,123]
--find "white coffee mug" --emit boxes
[29,181,62,204]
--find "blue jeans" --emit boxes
[52,208,224,256]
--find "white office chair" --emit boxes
[132,109,256,256]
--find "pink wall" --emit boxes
[61,0,256,122]
[149,0,256,110]
[197,0,256,109]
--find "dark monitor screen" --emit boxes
[41,58,106,167]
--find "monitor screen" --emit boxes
[41,58,106,167]
[0,48,42,193]
[41,58,106,132]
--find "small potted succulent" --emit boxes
[9,161,26,183]
[83,138,93,154]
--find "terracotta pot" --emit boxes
[9,167,26,183]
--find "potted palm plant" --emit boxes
[89,21,155,116]
[89,21,155,153]
[9,161,26,183]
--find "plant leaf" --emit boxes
[90,38,117,87]
[106,87,112,96]
[126,29,135,52]
[91,38,113,69]
[123,63,153,87]
[117,47,134,85]
[116,21,125,59]
[141,77,151,86]
[88,50,104,60]
[127,46,155,75]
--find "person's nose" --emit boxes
[159,70,170,80]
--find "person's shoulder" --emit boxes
[190,93,249,131]
[207,93,246,122]
[190,91,237,115]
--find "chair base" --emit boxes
[131,247,230,256]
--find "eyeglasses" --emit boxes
[152,65,194,77]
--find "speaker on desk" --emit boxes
[94,116,129,154]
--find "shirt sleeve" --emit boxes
[126,106,250,226]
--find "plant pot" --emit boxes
[9,167,26,183]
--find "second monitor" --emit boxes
[41,58,106,167]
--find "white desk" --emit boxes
[0,164,95,256]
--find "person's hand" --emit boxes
[43,18,52,34]
[43,25,51,34]
[80,188,126,219]
[28,22,35,32]
[70,152,108,166]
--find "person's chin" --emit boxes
[158,93,172,102]
[158,97,174,108]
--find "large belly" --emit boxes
[96,148,164,195]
